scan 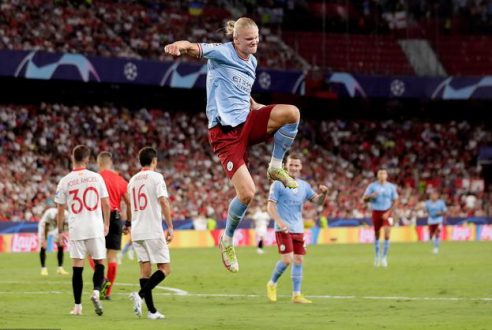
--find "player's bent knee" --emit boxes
[289,105,300,122]
[278,105,300,123]
[238,190,255,205]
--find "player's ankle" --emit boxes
[269,158,283,169]
[222,235,233,245]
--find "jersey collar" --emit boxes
[72,167,86,172]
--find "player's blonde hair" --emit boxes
[97,151,113,165]
[225,17,258,37]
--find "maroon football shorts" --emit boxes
[208,105,275,179]
[372,210,392,233]
[429,224,441,237]
[275,231,306,255]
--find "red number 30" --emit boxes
[69,187,100,214]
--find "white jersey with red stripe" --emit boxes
[128,169,169,241]
[55,168,109,240]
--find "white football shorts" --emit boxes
[133,238,170,264]
[69,237,106,260]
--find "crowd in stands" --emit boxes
[0,0,302,70]
[1,103,491,224]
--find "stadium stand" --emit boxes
[1,103,490,223]
[0,0,303,70]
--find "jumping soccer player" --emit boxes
[164,17,301,273]
[425,192,447,254]
[38,207,69,275]
[266,154,328,303]
[363,168,399,267]
[96,151,132,300]
[128,147,174,320]
[55,145,110,316]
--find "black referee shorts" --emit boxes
[105,210,122,250]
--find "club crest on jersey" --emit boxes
[280,244,286,252]
[227,161,233,172]
[292,188,299,194]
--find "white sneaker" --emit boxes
[129,292,143,317]
[90,292,104,316]
[257,248,264,254]
[70,305,82,316]
[374,257,380,267]
[116,252,123,265]
[148,311,165,320]
[381,257,388,267]
[433,247,439,254]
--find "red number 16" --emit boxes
[132,185,148,211]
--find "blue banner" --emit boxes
[0,50,305,95]
[327,72,492,99]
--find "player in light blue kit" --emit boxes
[362,169,399,267]
[425,192,447,254]
[266,154,328,303]
[164,18,301,273]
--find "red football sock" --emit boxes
[106,262,117,296]
[88,257,95,270]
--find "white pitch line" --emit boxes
[0,281,491,301]
[0,280,188,295]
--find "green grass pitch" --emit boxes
[0,241,491,330]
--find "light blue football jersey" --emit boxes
[425,199,447,225]
[268,179,316,234]
[364,181,399,211]
[199,42,257,129]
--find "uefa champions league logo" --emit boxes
[432,76,492,99]
[327,73,367,97]
[15,51,100,82]
[258,72,271,89]
[124,62,138,81]
[390,79,405,96]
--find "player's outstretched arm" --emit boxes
[159,197,174,243]
[164,41,200,57]
[267,200,289,233]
